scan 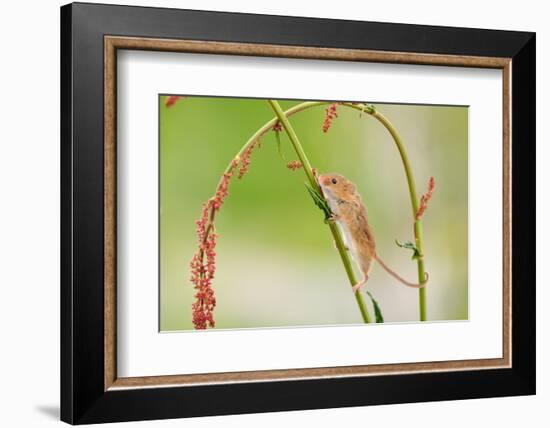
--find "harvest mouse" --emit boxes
[318,173,428,293]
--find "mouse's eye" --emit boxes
[331,178,338,184]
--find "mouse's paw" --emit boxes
[352,277,368,294]
[325,213,340,224]
[333,240,349,251]
[352,283,364,293]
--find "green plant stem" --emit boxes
[414,222,427,321]
[267,99,372,324]
[218,102,327,177]
[220,100,428,321]
[209,103,329,241]
[352,107,427,321]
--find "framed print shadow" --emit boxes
[60,2,535,425]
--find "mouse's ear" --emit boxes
[347,182,356,193]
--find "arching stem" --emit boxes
[215,100,428,321]
[268,99,372,324]
[350,106,428,321]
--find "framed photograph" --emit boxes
[61,2,535,424]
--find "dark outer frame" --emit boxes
[61,2,536,424]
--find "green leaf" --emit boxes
[366,291,384,323]
[274,130,286,161]
[363,104,376,116]
[304,183,332,220]
[395,239,421,260]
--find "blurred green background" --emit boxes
[160,96,468,331]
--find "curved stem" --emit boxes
[218,102,327,177]
[219,100,427,321]
[267,101,317,187]
[347,106,427,321]
[268,100,372,324]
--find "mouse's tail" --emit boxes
[375,255,428,288]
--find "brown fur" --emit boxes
[318,173,427,292]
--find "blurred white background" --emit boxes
[0,0,545,427]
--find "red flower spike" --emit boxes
[238,140,260,179]
[189,158,242,329]
[286,160,303,171]
[322,103,339,133]
[416,177,435,220]
[165,96,185,107]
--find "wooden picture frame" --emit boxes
[61,2,535,424]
